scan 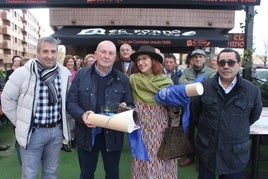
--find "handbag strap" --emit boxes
[167,107,182,127]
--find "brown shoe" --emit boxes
[180,158,194,167]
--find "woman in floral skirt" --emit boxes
[129,45,178,179]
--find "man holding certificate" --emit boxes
[67,40,133,179]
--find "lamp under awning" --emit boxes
[51,27,230,48]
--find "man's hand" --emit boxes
[119,102,127,108]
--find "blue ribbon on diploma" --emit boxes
[91,113,115,146]
[91,111,150,161]
[128,128,150,161]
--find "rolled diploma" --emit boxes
[185,82,204,97]
[87,109,140,133]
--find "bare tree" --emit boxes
[264,39,268,66]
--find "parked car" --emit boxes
[252,67,268,106]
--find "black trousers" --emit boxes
[77,132,122,179]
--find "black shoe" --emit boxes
[0,145,10,151]
[70,139,76,148]
[61,144,72,152]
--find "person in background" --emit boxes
[63,55,77,83]
[208,54,218,70]
[179,49,215,85]
[192,48,262,179]
[5,55,22,82]
[73,55,83,70]
[1,37,71,179]
[3,55,23,160]
[67,40,133,179]
[179,49,216,167]
[129,45,177,178]
[113,43,135,77]
[83,54,96,67]
[178,51,193,72]
[62,55,78,152]
[0,69,10,151]
[163,54,182,85]
[163,53,183,126]
[0,77,4,93]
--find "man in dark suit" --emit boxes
[113,43,135,77]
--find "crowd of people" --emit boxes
[0,36,263,179]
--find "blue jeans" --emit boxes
[77,132,121,179]
[20,124,63,179]
[198,164,242,179]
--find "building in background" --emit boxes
[49,8,235,62]
[0,9,42,70]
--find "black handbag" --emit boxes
[157,118,192,160]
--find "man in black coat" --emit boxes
[191,48,262,179]
[67,40,133,179]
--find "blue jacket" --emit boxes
[163,67,182,85]
[67,66,133,151]
[191,73,262,175]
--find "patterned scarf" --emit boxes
[35,60,59,105]
[129,73,173,105]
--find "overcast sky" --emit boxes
[252,0,268,56]
[231,0,268,55]
[29,0,267,56]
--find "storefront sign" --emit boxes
[228,33,245,48]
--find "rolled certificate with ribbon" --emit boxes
[185,82,204,97]
[87,109,140,133]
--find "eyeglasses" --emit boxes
[217,60,237,67]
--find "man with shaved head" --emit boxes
[67,40,133,179]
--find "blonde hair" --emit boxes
[83,54,96,67]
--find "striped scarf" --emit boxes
[35,60,59,105]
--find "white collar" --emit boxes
[218,76,237,94]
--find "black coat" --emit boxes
[5,69,14,82]
[113,59,135,77]
[191,73,262,175]
[67,66,133,151]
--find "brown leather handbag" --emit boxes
[157,118,192,160]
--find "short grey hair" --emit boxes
[37,37,60,52]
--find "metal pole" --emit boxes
[243,6,260,179]
[242,6,255,81]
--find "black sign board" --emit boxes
[0,0,261,8]
[228,33,245,48]
[51,27,230,48]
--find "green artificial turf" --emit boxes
[0,121,267,179]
